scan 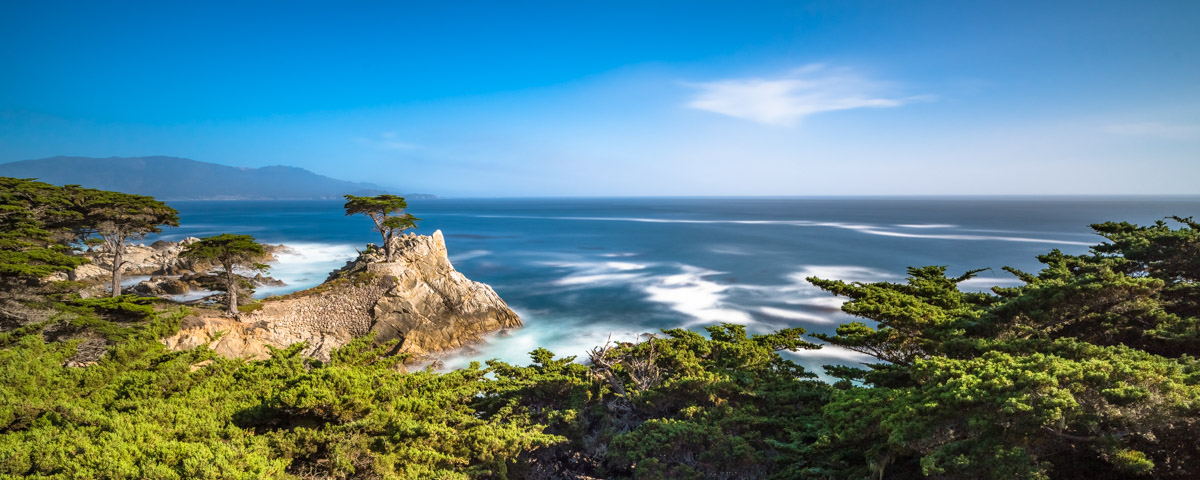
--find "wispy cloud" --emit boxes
[685,65,917,126]
[1102,122,1200,140]
[354,131,422,150]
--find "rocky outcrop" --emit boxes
[68,237,203,282]
[132,277,194,296]
[365,232,522,356]
[62,238,287,282]
[163,313,364,361]
[163,230,521,362]
[52,238,288,303]
[132,272,287,300]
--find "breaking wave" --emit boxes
[450,214,1091,245]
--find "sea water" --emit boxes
[148,197,1200,375]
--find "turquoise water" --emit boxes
[151,197,1200,373]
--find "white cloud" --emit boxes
[1102,122,1200,140]
[685,65,914,126]
[354,132,422,150]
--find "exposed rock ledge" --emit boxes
[162,230,521,362]
[53,237,287,283]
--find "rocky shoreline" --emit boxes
[162,230,521,364]
[57,237,289,302]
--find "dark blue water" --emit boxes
[150,197,1200,374]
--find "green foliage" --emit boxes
[343,194,421,262]
[258,337,559,478]
[816,343,1199,478]
[181,233,265,264]
[0,177,179,298]
[808,266,997,365]
[380,213,419,232]
[182,234,268,314]
[989,249,1199,355]
[0,327,558,479]
[484,324,832,479]
[808,217,1200,479]
[74,187,181,236]
[3,206,1199,479]
[1092,217,1200,322]
[67,295,158,318]
[0,177,90,283]
[76,186,180,296]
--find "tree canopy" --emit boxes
[181,234,267,315]
[343,194,420,262]
[72,188,179,296]
[0,178,89,283]
[804,217,1200,479]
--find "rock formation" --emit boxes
[132,277,193,296]
[61,238,289,282]
[65,237,204,282]
[132,272,286,300]
[52,238,288,301]
[364,231,522,357]
[162,230,521,362]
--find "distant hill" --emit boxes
[0,156,436,200]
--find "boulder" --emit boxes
[251,273,286,287]
[160,278,192,295]
[72,263,110,282]
[131,277,195,296]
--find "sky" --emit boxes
[1,1,1198,197]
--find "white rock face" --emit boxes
[368,230,522,356]
[66,237,205,282]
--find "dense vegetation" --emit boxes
[0,176,178,297]
[1,177,1197,478]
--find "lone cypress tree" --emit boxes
[343,194,420,262]
[181,234,267,315]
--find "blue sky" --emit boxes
[2,1,1198,196]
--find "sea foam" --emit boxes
[454,214,1093,246]
[255,242,359,297]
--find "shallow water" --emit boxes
[149,196,1200,375]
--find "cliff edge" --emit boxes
[163,230,521,361]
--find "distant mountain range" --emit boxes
[0,156,435,200]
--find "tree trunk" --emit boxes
[373,215,393,263]
[225,262,237,315]
[381,230,392,262]
[110,247,123,297]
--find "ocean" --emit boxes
[149,197,1200,376]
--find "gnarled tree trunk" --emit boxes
[373,215,394,262]
[224,261,237,315]
[383,230,395,262]
[110,245,123,297]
